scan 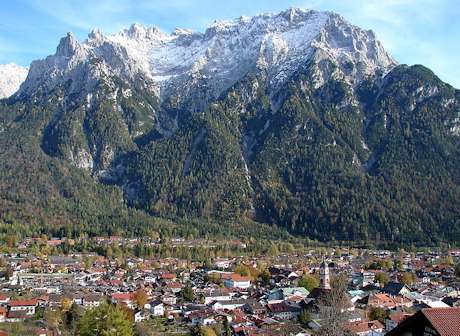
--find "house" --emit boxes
[267,301,301,320]
[244,300,266,315]
[187,309,217,325]
[70,293,84,305]
[349,290,366,304]
[111,293,134,309]
[214,259,233,269]
[162,295,177,306]
[212,299,247,311]
[83,294,103,308]
[352,271,376,287]
[381,282,411,296]
[160,273,176,282]
[165,282,182,293]
[223,273,251,289]
[149,300,164,317]
[442,296,460,307]
[8,299,37,315]
[6,310,28,322]
[144,275,156,284]
[345,320,384,336]
[204,289,233,304]
[386,307,460,336]
[422,300,450,309]
[0,294,10,305]
[271,274,291,287]
[385,312,411,332]
[36,295,49,308]
[371,293,411,309]
[134,309,150,322]
[287,271,301,280]
[358,293,412,309]
[47,294,63,308]
[363,272,377,287]
[268,287,309,302]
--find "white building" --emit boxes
[223,274,251,289]
[134,310,150,322]
[150,301,165,317]
[8,299,37,315]
[204,290,233,304]
[212,299,246,311]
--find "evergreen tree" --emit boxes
[182,283,195,302]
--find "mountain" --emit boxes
[19,10,394,103]
[0,63,28,99]
[1,8,459,245]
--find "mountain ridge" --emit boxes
[17,8,395,103]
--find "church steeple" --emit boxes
[319,260,331,289]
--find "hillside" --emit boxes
[0,8,459,245]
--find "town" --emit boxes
[0,236,458,335]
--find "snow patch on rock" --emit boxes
[0,63,29,99]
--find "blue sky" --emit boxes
[1,0,459,87]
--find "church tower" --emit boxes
[319,260,331,289]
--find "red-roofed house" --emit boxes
[386,307,460,336]
[0,294,9,305]
[345,320,384,336]
[161,273,176,281]
[8,299,37,315]
[267,301,301,320]
[358,293,412,309]
[111,293,134,309]
[223,273,251,289]
[166,282,183,293]
[6,310,29,322]
[385,312,412,332]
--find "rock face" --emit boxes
[14,8,396,174]
[0,63,28,99]
[0,8,459,244]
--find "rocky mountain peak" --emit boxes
[56,32,82,57]
[87,28,104,42]
[125,23,163,40]
[280,6,311,23]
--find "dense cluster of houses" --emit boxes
[0,239,459,335]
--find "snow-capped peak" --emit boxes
[17,8,396,102]
[0,63,29,99]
